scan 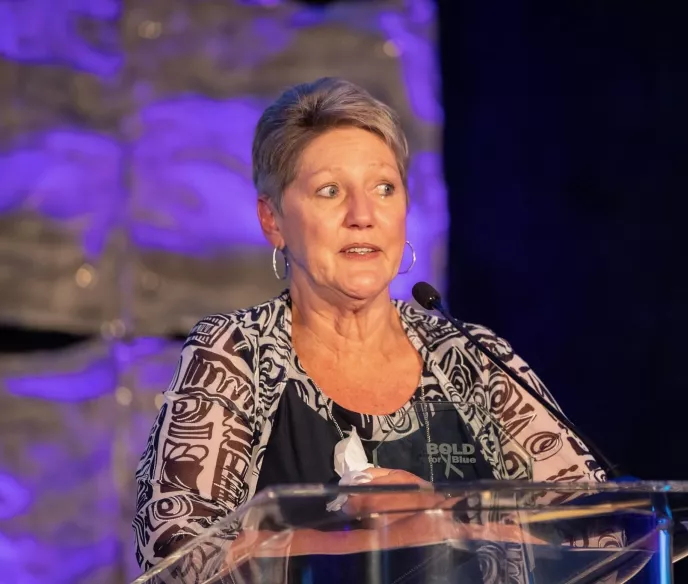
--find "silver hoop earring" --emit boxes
[398,240,416,275]
[272,247,289,281]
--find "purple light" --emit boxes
[237,0,283,6]
[112,338,182,388]
[0,0,121,75]
[390,152,448,299]
[0,534,119,584]
[132,97,269,255]
[0,130,123,260]
[0,473,32,520]
[244,17,294,65]
[406,0,435,25]
[6,358,116,402]
[379,8,443,124]
[27,438,113,491]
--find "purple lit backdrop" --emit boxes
[0,0,445,581]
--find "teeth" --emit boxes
[345,247,375,254]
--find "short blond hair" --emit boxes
[252,77,409,212]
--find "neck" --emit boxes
[289,282,402,357]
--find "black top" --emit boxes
[256,366,495,494]
[252,366,496,584]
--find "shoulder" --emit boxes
[394,298,515,359]
[168,292,290,411]
[184,290,290,352]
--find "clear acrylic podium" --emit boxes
[133,481,688,584]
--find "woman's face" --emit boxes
[259,127,407,303]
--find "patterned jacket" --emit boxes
[133,290,605,570]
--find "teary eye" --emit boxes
[376,183,395,197]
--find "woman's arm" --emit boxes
[475,327,626,549]
[133,316,257,571]
[474,326,606,486]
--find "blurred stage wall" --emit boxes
[0,1,445,582]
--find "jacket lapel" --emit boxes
[248,290,292,498]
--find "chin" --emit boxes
[338,276,390,301]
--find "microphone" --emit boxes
[412,281,621,480]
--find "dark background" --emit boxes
[439,0,687,483]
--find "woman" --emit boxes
[133,78,607,573]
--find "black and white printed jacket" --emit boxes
[133,290,607,571]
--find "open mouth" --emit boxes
[340,244,381,256]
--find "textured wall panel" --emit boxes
[0,0,445,336]
[0,1,444,582]
[0,341,122,583]
[0,337,183,583]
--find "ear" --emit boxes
[257,196,285,249]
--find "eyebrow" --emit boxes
[304,161,398,179]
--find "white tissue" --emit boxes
[325,427,374,512]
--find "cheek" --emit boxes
[382,207,407,241]
[284,213,335,259]
[302,218,333,247]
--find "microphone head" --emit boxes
[412,281,442,310]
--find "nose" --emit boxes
[344,189,374,229]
